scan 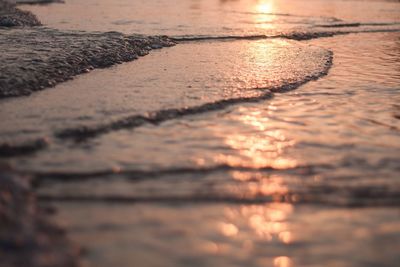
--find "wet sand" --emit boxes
[0,27,173,99]
[0,169,81,267]
[0,0,40,27]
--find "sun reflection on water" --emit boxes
[212,107,297,169]
[223,203,294,238]
[220,222,239,237]
[255,0,277,30]
[274,256,294,267]
[229,172,290,200]
[213,203,295,264]
[256,0,274,14]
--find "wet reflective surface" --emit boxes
[2,0,400,266]
[35,33,400,207]
[51,203,400,267]
[20,0,400,36]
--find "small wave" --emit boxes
[54,58,333,142]
[16,0,65,4]
[358,117,400,131]
[172,28,400,42]
[54,91,273,141]
[37,184,400,208]
[171,34,271,42]
[222,10,296,17]
[316,22,400,28]
[223,10,341,22]
[171,32,339,42]
[32,163,327,185]
[169,33,318,42]
[0,138,48,157]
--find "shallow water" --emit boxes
[34,33,400,205]
[0,40,330,143]
[51,203,400,267]
[3,0,400,266]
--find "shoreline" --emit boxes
[0,28,174,98]
[0,0,40,26]
[0,0,175,99]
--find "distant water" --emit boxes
[3,0,400,267]
[19,0,400,36]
